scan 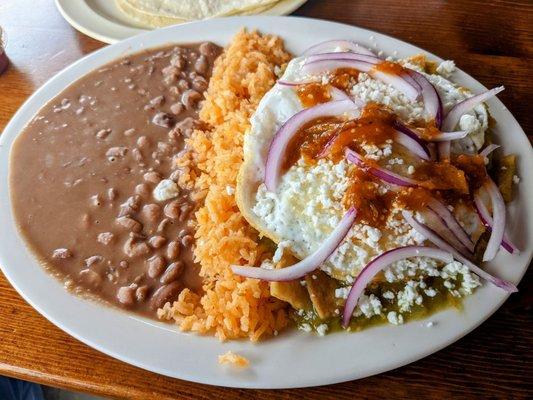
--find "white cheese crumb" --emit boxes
[436,60,456,78]
[388,157,404,165]
[407,165,415,175]
[356,294,382,318]
[383,291,395,300]
[300,323,312,333]
[272,240,291,264]
[426,321,435,328]
[225,185,235,195]
[153,179,179,201]
[335,287,350,299]
[424,288,437,297]
[513,175,520,184]
[316,324,329,336]
[387,311,404,325]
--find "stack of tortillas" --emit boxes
[116,0,288,28]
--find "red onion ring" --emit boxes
[302,58,373,75]
[329,86,351,102]
[276,80,299,87]
[480,179,506,261]
[421,208,473,258]
[392,121,431,159]
[428,130,468,142]
[473,191,518,254]
[479,143,500,159]
[393,130,430,160]
[302,40,376,57]
[342,246,453,327]
[427,197,475,252]
[265,100,359,191]
[408,70,443,128]
[369,68,420,101]
[231,208,357,281]
[305,52,380,65]
[402,211,517,292]
[345,148,419,187]
[442,86,505,131]
[301,59,420,102]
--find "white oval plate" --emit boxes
[55,0,308,44]
[0,17,531,389]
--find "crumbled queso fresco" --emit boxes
[248,53,490,334]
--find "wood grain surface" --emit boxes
[0,1,532,399]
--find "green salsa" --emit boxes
[293,275,467,333]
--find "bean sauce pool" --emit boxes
[10,42,221,317]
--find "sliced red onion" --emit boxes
[329,86,351,102]
[473,191,518,254]
[345,148,419,187]
[265,100,359,191]
[370,69,419,101]
[401,73,422,93]
[479,143,500,158]
[441,86,505,131]
[437,141,451,161]
[393,130,430,160]
[402,211,517,293]
[408,70,443,128]
[277,81,354,104]
[305,52,380,65]
[427,197,475,252]
[342,246,453,327]
[301,59,420,102]
[481,179,506,261]
[422,208,473,258]
[428,130,468,142]
[302,40,376,57]
[231,208,357,282]
[277,80,299,87]
[393,120,427,143]
[302,58,374,76]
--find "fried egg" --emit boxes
[236,51,487,282]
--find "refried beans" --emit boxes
[9,42,221,317]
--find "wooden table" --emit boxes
[0,1,531,398]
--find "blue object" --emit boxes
[0,377,44,400]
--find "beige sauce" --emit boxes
[10,42,221,317]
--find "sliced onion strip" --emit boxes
[231,208,357,282]
[345,148,419,187]
[422,208,473,258]
[302,58,374,76]
[481,179,507,261]
[428,130,468,142]
[370,69,419,101]
[479,143,500,160]
[427,197,475,252]
[305,52,380,65]
[442,86,505,131]
[265,99,359,191]
[342,246,453,327]
[301,59,420,102]
[329,86,351,102]
[402,211,517,292]
[393,130,430,160]
[473,191,518,254]
[408,70,443,124]
[302,40,376,57]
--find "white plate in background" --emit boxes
[0,16,531,388]
[55,0,308,43]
